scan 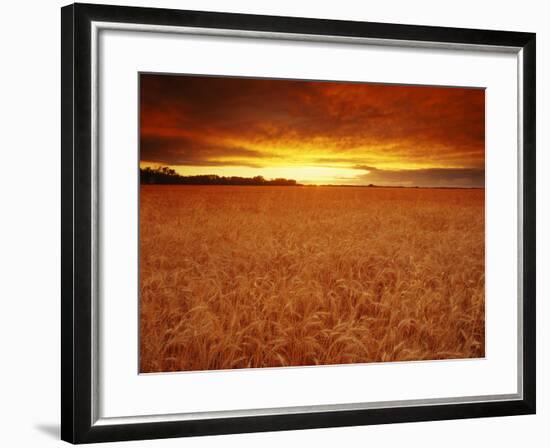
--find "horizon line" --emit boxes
[140,183,485,190]
[139,167,484,189]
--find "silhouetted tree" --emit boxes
[140,167,301,186]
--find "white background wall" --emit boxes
[0,0,546,446]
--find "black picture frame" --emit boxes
[61,2,536,444]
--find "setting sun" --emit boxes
[140,74,485,187]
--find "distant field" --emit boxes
[139,185,485,373]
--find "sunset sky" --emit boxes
[140,74,485,187]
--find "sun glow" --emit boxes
[140,163,366,185]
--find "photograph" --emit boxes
[56,2,536,444]
[139,74,486,373]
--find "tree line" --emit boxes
[140,166,301,186]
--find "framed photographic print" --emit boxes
[61,2,536,444]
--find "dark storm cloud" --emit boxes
[355,166,485,188]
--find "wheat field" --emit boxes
[139,185,485,373]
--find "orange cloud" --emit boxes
[140,74,485,186]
